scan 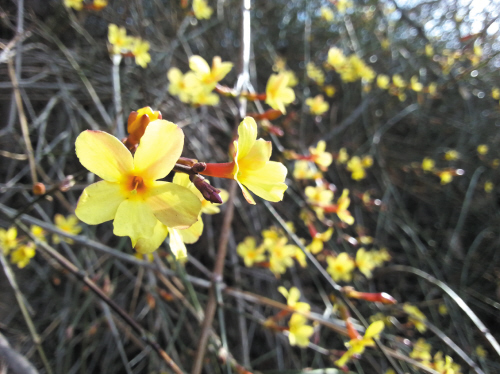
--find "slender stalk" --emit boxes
[112,54,125,139]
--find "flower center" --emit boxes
[125,175,147,196]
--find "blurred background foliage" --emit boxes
[1,0,500,373]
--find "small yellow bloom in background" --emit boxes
[422,157,435,172]
[444,149,460,161]
[131,38,151,68]
[438,303,448,316]
[477,144,489,155]
[306,62,325,86]
[392,74,406,89]
[53,214,82,244]
[484,181,494,193]
[438,171,453,185]
[237,237,266,267]
[309,140,333,170]
[10,243,36,269]
[293,161,320,180]
[268,238,298,276]
[428,82,438,96]
[75,120,201,254]
[492,87,500,100]
[355,248,377,278]
[377,74,390,90]
[278,286,310,312]
[324,85,336,97]
[410,338,432,363]
[30,225,46,242]
[288,313,314,347]
[362,155,373,168]
[108,24,134,55]
[335,321,384,368]
[0,227,18,255]
[326,252,355,282]
[425,44,434,57]
[327,47,347,70]
[337,148,349,164]
[335,189,355,225]
[475,345,487,358]
[64,0,83,10]
[320,6,335,22]
[306,227,333,254]
[335,0,353,14]
[265,73,296,114]
[403,303,427,333]
[167,68,195,103]
[410,76,423,92]
[189,55,233,90]
[371,248,391,266]
[193,0,213,19]
[346,156,367,180]
[305,185,334,215]
[92,0,108,10]
[306,95,329,116]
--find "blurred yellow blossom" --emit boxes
[189,55,233,90]
[309,140,333,170]
[268,237,298,276]
[326,252,355,282]
[492,87,500,100]
[52,214,82,244]
[425,44,434,57]
[306,62,325,86]
[410,76,423,92]
[288,313,314,347]
[278,286,310,312]
[108,24,134,55]
[324,85,336,97]
[193,0,213,19]
[377,74,390,89]
[64,0,83,10]
[438,171,453,185]
[444,150,460,161]
[335,0,353,14]
[167,68,196,103]
[337,148,349,164]
[131,38,151,68]
[477,144,488,155]
[484,181,494,193]
[30,225,46,242]
[410,338,432,364]
[320,6,335,21]
[335,321,384,368]
[0,227,18,255]
[293,161,320,180]
[422,157,435,172]
[475,345,487,358]
[10,243,36,268]
[346,156,372,180]
[306,227,333,254]
[306,95,329,116]
[403,303,427,333]
[355,248,377,278]
[392,74,406,89]
[265,73,296,114]
[335,189,355,225]
[237,237,266,267]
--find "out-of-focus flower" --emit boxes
[74,120,201,252]
[438,171,453,185]
[324,85,336,97]
[327,48,347,70]
[335,0,353,14]
[288,313,314,347]
[10,243,36,268]
[410,76,423,92]
[306,95,329,116]
[268,237,299,276]
[237,237,266,267]
[422,157,435,172]
[320,6,335,21]
[30,225,46,242]
[392,74,406,89]
[403,303,427,333]
[201,117,288,204]
[167,68,196,103]
[265,73,296,114]
[0,227,18,255]
[335,321,384,368]
[347,156,372,180]
[492,87,500,100]
[278,286,310,312]
[307,63,325,86]
[355,248,377,278]
[484,181,494,193]
[189,55,233,90]
[337,148,349,164]
[309,140,333,170]
[131,38,151,68]
[193,0,213,19]
[475,345,487,358]
[306,227,333,254]
[428,82,438,96]
[410,338,432,364]
[293,161,321,180]
[305,184,334,218]
[444,150,460,161]
[477,144,489,155]
[108,24,134,55]
[52,214,82,244]
[335,189,354,225]
[425,44,434,57]
[326,252,355,282]
[64,0,83,10]
[377,75,390,89]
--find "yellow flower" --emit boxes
[190,88,220,106]
[320,7,335,21]
[335,189,354,225]
[306,95,329,116]
[52,214,82,244]
[438,303,448,316]
[324,85,336,97]
[268,238,298,276]
[410,76,423,92]
[326,253,355,282]
[237,237,266,267]
[484,181,494,193]
[305,185,334,219]
[428,82,438,96]
[167,68,195,103]
[422,157,435,172]
[403,303,427,333]
[202,117,288,204]
[309,140,333,170]
[410,338,432,364]
[349,55,375,82]
[0,227,18,255]
[30,225,46,242]
[75,120,201,251]
[265,73,296,114]
[327,48,347,70]
[306,63,325,86]
[64,0,83,10]
[438,171,453,185]
[371,248,391,266]
[108,24,134,55]
[335,321,384,367]
[477,144,489,155]
[492,87,500,100]
[347,156,367,180]
[293,161,320,180]
[475,345,487,358]
[278,286,310,312]
[131,38,151,68]
[392,74,406,89]
[189,55,233,90]
[377,75,390,89]
[10,243,36,269]
[355,248,377,278]
[288,313,314,347]
[92,0,108,10]
[336,0,353,14]
[337,148,349,164]
[306,228,333,254]
[444,150,460,161]
[425,44,434,57]
[193,0,213,19]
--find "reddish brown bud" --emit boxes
[189,174,223,204]
[342,286,397,305]
[33,182,46,195]
[247,109,283,121]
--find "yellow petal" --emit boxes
[236,117,258,160]
[365,320,384,338]
[238,139,272,171]
[189,55,211,77]
[179,217,204,244]
[238,161,288,202]
[168,228,187,259]
[113,199,158,246]
[75,181,125,224]
[75,130,133,182]
[278,286,289,298]
[172,172,192,188]
[135,221,169,254]
[237,181,256,204]
[146,182,202,229]
[133,120,184,181]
